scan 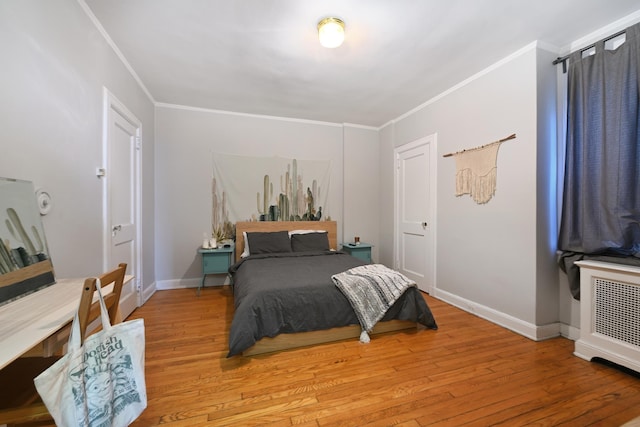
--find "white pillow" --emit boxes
[241,231,250,258]
[288,229,326,236]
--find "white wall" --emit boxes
[535,47,561,327]
[154,107,380,287]
[378,124,396,268]
[154,107,382,288]
[343,125,380,262]
[380,44,560,338]
[0,1,156,292]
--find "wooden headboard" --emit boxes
[235,221,337,262]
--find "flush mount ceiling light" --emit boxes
[317,17,345,48]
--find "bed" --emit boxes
[227,221,437,357]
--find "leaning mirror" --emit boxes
[0,177,55,306]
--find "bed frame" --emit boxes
[233,220,417,356]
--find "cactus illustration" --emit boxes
[31,226,44,253]
[276,164,298,221]
[267,176,273,213]
[313,179,318,204]
[263,175,270,214]
[0,240,15,273]
[257,175,273,218]
[280,167,289,198]
[211,177,231,240]
[296,175,305,217]
[212,177,220,231]
[256,192,263,215]
[291,159,298,217]
[278,193,290,222]
[6,208,37,257]
[3,207,44,269]
[303,187,315,220]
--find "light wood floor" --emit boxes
[126,287,640,426]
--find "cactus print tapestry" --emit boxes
[212,153,331,224]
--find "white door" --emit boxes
[103,88,141,319]
[395,134,436,293]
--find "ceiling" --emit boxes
[83,0,640,127]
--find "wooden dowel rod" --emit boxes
[443,133,516,158]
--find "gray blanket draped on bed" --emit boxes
[332,264,416,342]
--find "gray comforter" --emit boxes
[227,251,437,357]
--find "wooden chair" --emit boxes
[0,263,128,426]
[77,263,127,343]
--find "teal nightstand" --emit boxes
[198,243,234,295]
[342,242,373,263]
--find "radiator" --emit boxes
[574,261,640,373]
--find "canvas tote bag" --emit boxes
[34,278,147,427]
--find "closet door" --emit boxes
[395,134,436,293]
[103,89,141,318]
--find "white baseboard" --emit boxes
[574,340,640,373]
[156,276,230,290]
[432,288,561,341]
[156,278,200,290]
[140,281,157,304]
[560,323,580,341]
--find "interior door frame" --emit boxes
[393,133,438,293]
[101,87,142,303]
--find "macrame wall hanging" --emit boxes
[443,134,516,204]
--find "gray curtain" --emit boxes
[558,22,640,299]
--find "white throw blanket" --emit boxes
[331,264,416,343]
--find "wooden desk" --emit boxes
[0,275,133,370]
